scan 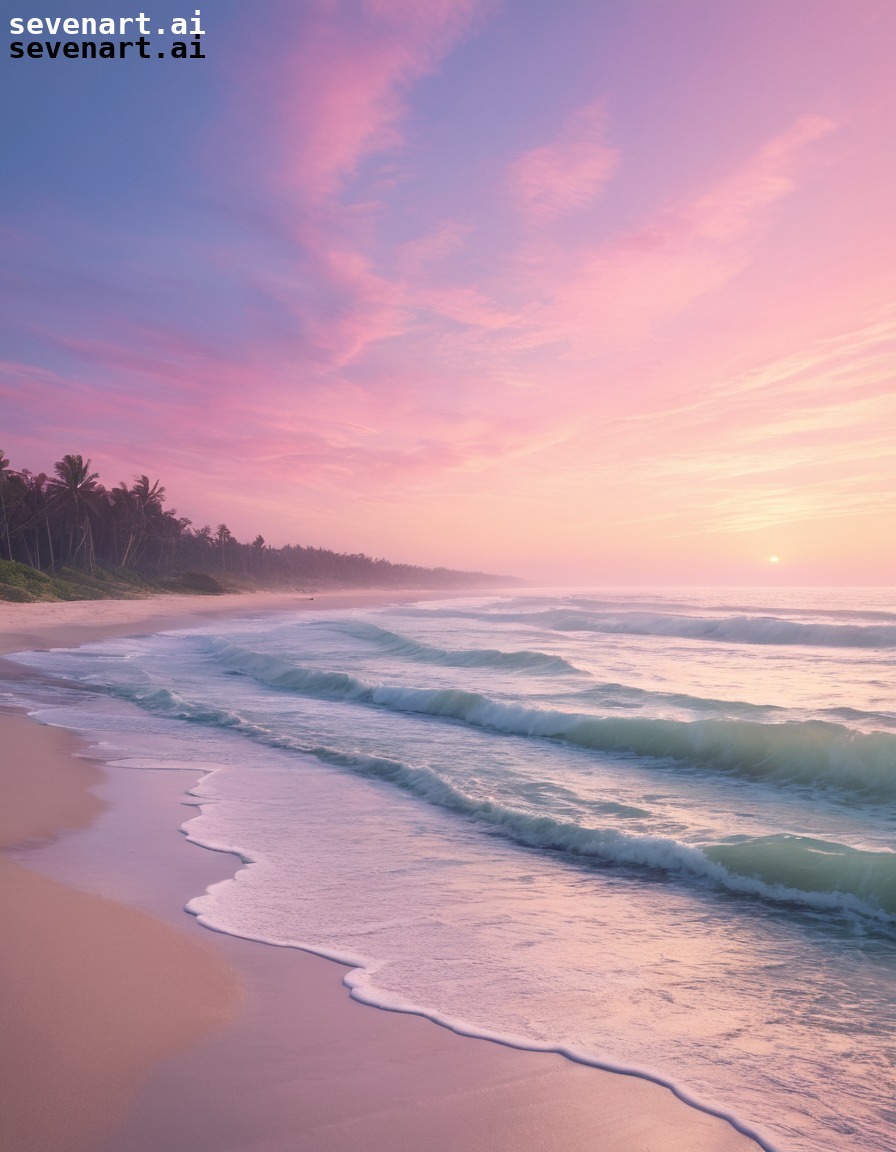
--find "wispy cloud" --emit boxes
[509,101,619,222]
[683,114,836,243]
[271,0,483,205]
[599,311,896,534]
[519,114,839,351]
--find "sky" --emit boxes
[2,0,895,584]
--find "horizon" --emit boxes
[3,1,895,586]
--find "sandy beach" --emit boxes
[0,593,763,1152]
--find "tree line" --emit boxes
[0,451,513,588]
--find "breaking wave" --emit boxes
[105,676,896,924]
[498,595,896,624]
[396,607,896,649]
[320,754,896,920]
[319,620,584,675]
[188,643,896,800]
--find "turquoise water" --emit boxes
[9,588,896,1152]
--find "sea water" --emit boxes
[6,588,895,1152]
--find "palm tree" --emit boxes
[0,450,12,560]
[163,514,192,572]
[27,472,55,570]
[48,454,104,571]
[215,523,232,570]
[112,475,167,569]
[6,470,54,569]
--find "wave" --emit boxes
[319,620,584,675]
[397,607,896,649]
[705,836,896,916]
[162,710,891,924]
[544,610,896,648]
[106,675,896,922]
[822,705,896,730]
[572,681,784,718]
[320,752,894,919]
[205,643,896,799]
[712,605,896,623]
[500,595,896,624]
[575,687,894,729]
[487,594,705,613]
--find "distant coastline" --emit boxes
[0,451,518,602]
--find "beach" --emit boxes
[0,592,764,1152]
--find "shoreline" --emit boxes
[0,587,490,656]
[1,593,764,1152]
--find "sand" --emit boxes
[0,593,765,1152]
[0,709,240,1152]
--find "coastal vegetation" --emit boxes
[0,452,513,601]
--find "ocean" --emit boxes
[7,588,895,1152]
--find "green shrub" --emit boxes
[0,583,36,602]
[174,571,227,594]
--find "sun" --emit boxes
[768,555,780,564]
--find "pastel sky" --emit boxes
[3,0,894,583]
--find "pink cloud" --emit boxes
[214,1,489,370]
[509,101,619,222]
[384,114,839,364]
[268,0,483,205]
[255,242,410,366]
[397,221,472,276]
[517,114,839,351]
[548,311,896,539]
[413,285,519,330]
[684,114,836,243]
